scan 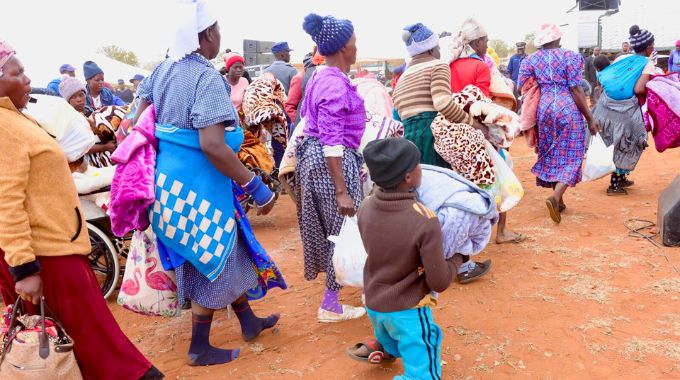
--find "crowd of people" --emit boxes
[0,1,679,379]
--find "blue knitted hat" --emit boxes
[83,60,103,80]
[303,13,354,56]
[402,23,439,57]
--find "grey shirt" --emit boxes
[263,60,298,94]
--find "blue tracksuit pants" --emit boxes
[366,306,442,380]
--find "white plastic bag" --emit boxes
[486,143,524,212]
[582,134,615,182]
[329,216,367,288]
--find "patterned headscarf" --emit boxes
[241,73,288,148]
[0,40,16,77]
[443,18,488,63]
[535,23,563,47]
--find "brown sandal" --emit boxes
[546,197,561,224]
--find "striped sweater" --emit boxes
[393,56,473,125]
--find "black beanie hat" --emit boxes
[364,138,421,189]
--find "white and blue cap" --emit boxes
[402,23,439,57]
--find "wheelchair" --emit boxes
[80,188,130,300]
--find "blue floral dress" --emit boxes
[519,48,586,187]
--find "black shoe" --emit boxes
[458,260,492,284]
[607,186,628,196]
[140,366,164,380]
[620,178,635,188]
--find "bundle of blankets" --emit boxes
[452,85,522,149]
[645,72,680,153]
[432,85,521,186]
[239,74,289,176]
[417,165,498,258]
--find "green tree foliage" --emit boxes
[488,39,510,58]
[524,34,538,54]
[98,45,140,67]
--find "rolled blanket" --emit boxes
[417,165,498,258]
[520,77,540,150]
[238,129,275,174]
[489,68,517,111]
[645,73,680,152]
[110,104,157,237]
[354,77,394,118]
[452,85,521,149]
[242,74,288,149]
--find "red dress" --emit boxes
[0,250,153,380]
[450,58,491,96]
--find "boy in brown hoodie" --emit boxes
[358,138,455,379]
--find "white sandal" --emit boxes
[317,305,366,323]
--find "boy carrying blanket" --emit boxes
[355,138,455,379]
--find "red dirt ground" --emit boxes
[109,139,680,379]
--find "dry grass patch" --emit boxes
[649,278,680,295]
[579,318,613,335]
[654,314,680,337]
[623,338,680,362]
[516,226,555,239]
[561,273,614,303]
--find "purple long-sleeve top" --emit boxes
[300,66,366,149]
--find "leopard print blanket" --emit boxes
[241,74,288,149]
[432,85,496,185]
[432,114,495,185]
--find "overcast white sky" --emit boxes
[4,0,580,64]
[1,0,671,85]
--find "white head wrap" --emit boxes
[459,18,487,45]
[169,0,218,61]
[441,18,489,63]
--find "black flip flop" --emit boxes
[347,341,396,364]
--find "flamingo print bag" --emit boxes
[117,228,180,317]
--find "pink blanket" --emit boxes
[109,105,158,237]
[520,77,540,150]
[645,73,680,153]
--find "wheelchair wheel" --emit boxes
[87,222,120,300]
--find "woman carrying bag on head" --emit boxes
[0,40,162,380]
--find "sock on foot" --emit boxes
[232,300,280,341]
[320,288,343,314]
[188,314,240,366]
